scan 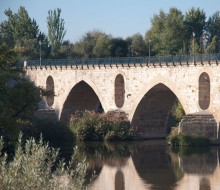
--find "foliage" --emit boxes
[69,111,136,141]
[168,100,185,131]
[167,133,210,147]
[23,118,75,148]
[0,71,42,145]
[145,8,185,55]
[205,11,220,53]
[0,18,43,146]
[0,134,88,190]
[47,8,66,56]
[206,35,219,53]
[93,33,111,58]
[1,6,220,59]
[0,45,17,69]
[0,6,48,61]
[129,33,147,56]
[110,37,128,57]
[2,6,39,45]
[73,30,110,58]
[206,11,220,40]
[171,100,185,123]
[184,7,206,44]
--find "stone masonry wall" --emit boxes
[26,60,220,138]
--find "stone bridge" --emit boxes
[25,54,220,139]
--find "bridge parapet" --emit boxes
[25,53,220,69]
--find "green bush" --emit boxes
[69,111,136,141]
[70,111,99,140]
[0,134,88,190]
[168,133,210,147]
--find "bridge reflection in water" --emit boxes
[80,141,220,190]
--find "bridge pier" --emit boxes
[179,111,217,140]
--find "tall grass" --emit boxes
[0,134,88,190]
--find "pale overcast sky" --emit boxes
[0,0,219,42]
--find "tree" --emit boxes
[0,37,42,144]
[93,34,111,58]
[184,7,206,54]
[206,35,219,53]
[47,8,66,56]
[145,8,185,56]
[206,11,220,40]
[0,6,48,61]
[2,7,39,43]
[110,38,128,57]
[205,11,220,53]
[129,33,147,56]
[73,31,108,58]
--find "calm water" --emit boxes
[63,140,220,190]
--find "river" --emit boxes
[61,140,220,190]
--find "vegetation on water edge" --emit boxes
[69,110,136,141]
[0,134,88,190]
[167,128,210,147]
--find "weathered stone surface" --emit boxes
[26,60,220,139]
[34,108,57,121]
[179,111,217,139]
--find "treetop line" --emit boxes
[0,6,219,63]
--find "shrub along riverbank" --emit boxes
[69,110,136,141]
[0,134,88,190]
[167,128,210,147]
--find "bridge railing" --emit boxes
[26,53,220,67]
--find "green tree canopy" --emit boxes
[145,8,185,55]
[206,35,219,53]
[47,8,66,56]
[110,38,128,57]
[0,24,42,144]
[184,7,206,45]
[3,6,39,44]
[73,31,111,58]
[93,34,111,58]
[0,6,48,61]
[129,33,147,56]
[205,11,220,53]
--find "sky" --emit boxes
[0,0,219,43]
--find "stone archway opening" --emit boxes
[199,72,210,110]
[115,74,125,108]
[60,81,104,123]
[131,83,185,138]
[46,76,54,107]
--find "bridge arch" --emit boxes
[60,80,106,123]
[130,76,187,138]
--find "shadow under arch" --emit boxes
[130,76,188,120]
[131,82,186,138]
[60,80,104,123]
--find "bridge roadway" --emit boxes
[25,53,220,139]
